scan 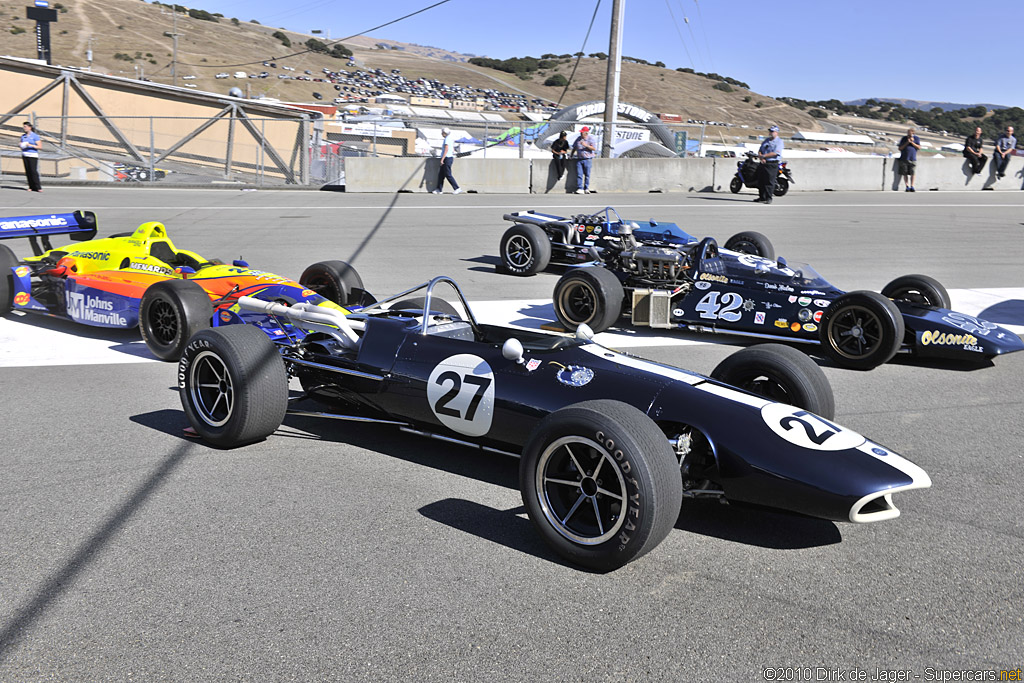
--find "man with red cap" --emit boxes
[571,126,597,194]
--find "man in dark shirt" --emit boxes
[963,127,986,175]
[551,131,570,179]
[897,128,921,192]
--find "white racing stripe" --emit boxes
[1,287,1022,368]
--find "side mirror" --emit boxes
[502,338,525,364]
[575,323,594,341]
[233,259,250,268]
[777,256,788,269]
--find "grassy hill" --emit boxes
[1,0,826,143]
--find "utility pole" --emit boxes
[86,35,94,71]
[602,0,625,158]
[162,7,181,87]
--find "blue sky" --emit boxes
[196,0,1023,107]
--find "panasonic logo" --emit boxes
[0,216,70,231]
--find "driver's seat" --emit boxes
[693,236,726,276]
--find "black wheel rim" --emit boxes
[730,239,758,255]
[558,280,597,325]
[189,351,233,427]
[305,275,341,303]
[828,305,885,359]
[505,235,533,269]
[149,299,178,345]
[730,372,795,404]
[888,286,933,306]
[536,436,628,545]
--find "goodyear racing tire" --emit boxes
[881,274,950,309]
[0,244,19,314]
[299,260,364,306]
[774,177,790,197]
[178,325,288,448]
[724,231,775,260]
[139,279,213,361]
[500,223,551,276]
[819,291,904,370]
[710,343,835,419]
[729,176,742,194]
[552,267,624,333]
[520,400,683,572]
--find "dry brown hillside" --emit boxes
[1,0,822,138]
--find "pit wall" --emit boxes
[344,156,1024,193]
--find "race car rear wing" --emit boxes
[0,211,98,255]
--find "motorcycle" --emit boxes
[729,151,793,196]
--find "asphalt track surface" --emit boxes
[1,187,1022,681]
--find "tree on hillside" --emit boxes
[544,74,568,87]
[273,31,290,47]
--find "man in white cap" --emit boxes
[433,126,462,194]
[571,126,597,194]
[755,125,784,203]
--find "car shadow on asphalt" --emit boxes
[676,500,841,549]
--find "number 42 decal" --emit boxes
[427,354,496,437]
[696,291,743,322]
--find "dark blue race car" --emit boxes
[498,207,1023,370]
[177,267,931,572]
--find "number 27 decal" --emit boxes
[426,354,496,437]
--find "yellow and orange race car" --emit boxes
[0,211,369,360]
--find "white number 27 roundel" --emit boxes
[761,403,865,451]
[427,354,496,437]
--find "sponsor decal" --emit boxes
[790,322,802,332]
[872,447,888,457]
[787,295,798,303]
[593,226,602,235]
[699,272,728,284]
[742,299,755,312]
[801,290,828,296]
[672,308,685,317]
[763,283,794,292]
[797,308,812,322]
[66,291,127,325]
[576,225,586,233]
[921,330,979,347]
[301,289,315,297]
[220,311,232,323]
[585,224,595,233]
[765,302,781,310]
[814,299,830,308]
[0,215,70,231]
[774,319,789,329]
[557,365,595,387]
[15,266,29,277]
[729,279,745,286]
[803,323,818,332]
[14,292,30,306]
[427,354,495,437]
[813,310,823,323]
[128,261,174,276]
[525,358,541,372]
[761,405,865,452]
[694,280,712,290]
[737,253,795,276]
[69,250,110,261]
[941,312,999,337]
[798,297,812,306]
[754,312,765,325]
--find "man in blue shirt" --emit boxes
[755,125,784,203]
[897,128,920,192]
[20,121,43,193]
[993,126,1016,179]
[571,126,597,194]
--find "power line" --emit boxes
[554,0,602,109]
[663,0,695,71]
[176,0,453,69]
[691,0,715,73]
[677,2,704,71]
